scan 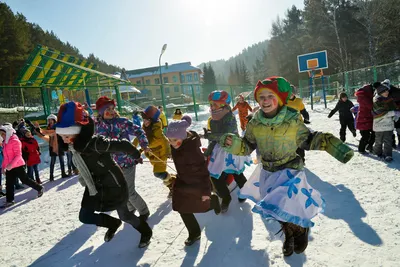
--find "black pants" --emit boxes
[180,213,201,237]
[6,166,43,202]
[340,119,356,142]
[50,154,66,177]
[211,172,247,203]
[359,130,375,152]
[79,205,140,229]
[27,164,40,180]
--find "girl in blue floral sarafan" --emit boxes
[220,77,354,257]
[203,90,252,213]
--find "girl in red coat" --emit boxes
[355,84,375,153]
[166,115,221,246]
[20,127,42,184]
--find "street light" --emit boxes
[159,44,168,116]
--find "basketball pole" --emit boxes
[308,70,314,110]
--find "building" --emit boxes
[126,62,202,101]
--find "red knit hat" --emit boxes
[254,76,292,106]
[95,96,116,116]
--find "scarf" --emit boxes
[211,106,230,121]
[69,144,98,196]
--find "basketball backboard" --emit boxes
[297,50,328,73]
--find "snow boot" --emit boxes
[294,227,309,254]
[184,234,201,246]
[61,172,69,178]
[278,222,295,257]
[136,221,152,248]
[238,197,246,203]
[49,175,54,182]
[37,187,44,198]
[36,178,42,184]
[97,214,122,242]
[384,156,393,162]
[73,168,79,175]
[211,194,221,215]
[68,169,72,176]
[0,201,15,209]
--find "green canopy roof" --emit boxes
[16,45,129,87]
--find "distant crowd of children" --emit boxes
[2,76,398,258]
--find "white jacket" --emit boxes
[373,111,395,132]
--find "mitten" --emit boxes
[134,157,143,164]
[304,119,311,124]
[311,132,354,163]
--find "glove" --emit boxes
[304,120,311,124]
[134,157,143,164]
[394,111,400,122]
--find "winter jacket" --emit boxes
[372,95,398,132]
[159,112,168,128]
[355,85,374,130]
[232,101,252,118]
[221,106,354,172]
[20,137,41,166]
[328,99,354,122]
[96,117,148,168]
[2,134,25,171]
[204,111,238,156]
[143,121,170,173]
[132,114,142,128]
[171,131,212,213]
[73,118,140,212]
[286,97,310,122]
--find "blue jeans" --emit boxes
[66,151,76,171]
[27,165,40,180]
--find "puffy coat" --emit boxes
[286,97,310,122]
[328,99,354,122]
[20,137,41,166]
[172,113,183,120]
[171,131,212,213]
[143,121,170,173]
[96,117,148,168]
[73,118,140,212]
[355,85,374,130]
[222,106,354,172]
[2,134,25,171]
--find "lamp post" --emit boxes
[159,44,167,115]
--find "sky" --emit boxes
[4,0,304,70]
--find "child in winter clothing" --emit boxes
[96,96,150,220]
[203,90,251,213]
[132,110,142,128]
[372,84,399,162]
[0,124,44,208]
[232,94,253,131]
[35,114,68,180]
[141,105,171,181]
[172,108,183,120]
[158,106,168,130]
[355,84,376,153]
[221,76,354,257]
[166,115,221,246]
[19,127,42,184]
[328,92,356,142]
[55,101,152,248]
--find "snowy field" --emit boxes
[1,102,400,267]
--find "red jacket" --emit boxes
[2,134,25,170]
[355,85,374,131]
[20,137,41,166]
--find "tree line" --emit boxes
[0,2,120,87]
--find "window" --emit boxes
[145,79,150,85]
[173,76,178,83]
[163,77,169,83]
[186,74,192,82]
[196,85,201,92]
[155,78,160,84]
[156,89,161,95]
[174,86,179,93]
[180,74,185,83]
[165,87,170,93]
[136,80,142,85]
[194,72,198,81]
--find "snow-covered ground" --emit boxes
[1,102,400,267]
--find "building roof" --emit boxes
[126,62,201,79]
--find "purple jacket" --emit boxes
[96,117,148,168]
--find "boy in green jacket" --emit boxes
[220,76,354,257]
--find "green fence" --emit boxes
[0,83,256,122]
[298,61,400,106]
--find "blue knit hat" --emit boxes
[55,101,89,135]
